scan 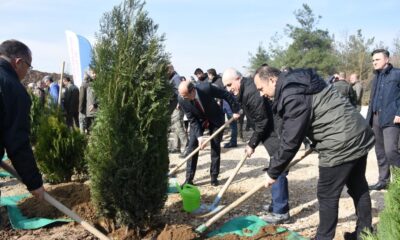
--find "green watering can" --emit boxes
[176,183,201,212]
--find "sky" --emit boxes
[1,0,399,78]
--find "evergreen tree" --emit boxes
[247,43,270,74]
[270,4,338,76]
[335,29,374,80]
[86,0,171,229]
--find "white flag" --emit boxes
[65,30,92,88]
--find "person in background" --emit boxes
[332,72,357,107]
[85,69,98,133]
[167,64,188,157]
[194,68,208,83]
[43,75,59,105]
[62,76,79,128]
[0,39,45,204]
[349,73,363,112]
[366,49,400,191]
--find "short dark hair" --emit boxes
[255,66,281,80]
[187,81,195,92]
[0,39,31,60]
[207,68,217,77]
[194,68,204,75]
[63,76,71,82]
[371,48,390,57]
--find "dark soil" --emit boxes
[209,225,290,240]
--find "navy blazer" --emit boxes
[179,82,240,139]
[366,64,400,128]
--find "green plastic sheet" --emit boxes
[0,153,13,177]
[208,215,308,239]
[0,194,72,230]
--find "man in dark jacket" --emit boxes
[178,81,240,186]
[78,73,89,133]
[222,67,289,224]
[0,40,45,200]
[254,66,374,240]
[366,49,400,191]
[62,76,79,128]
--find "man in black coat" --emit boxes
[178,81,240,186]
[0,40,45,200]
[254,66,373,240]
[222,67,289,224]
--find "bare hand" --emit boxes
[30,186,45,200]
[265,173,276,188]
[394,116,400,124]
[245,145,254,157]
[198,137,206,150]
[232,113,241,120]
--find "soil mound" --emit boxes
[157,224,200,240]
[18,182,97,222]
[209,225,289,240]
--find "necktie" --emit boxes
[193,99,209,129]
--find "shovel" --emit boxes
[192,154,248,217]
[195,148,313,234]
[167,117,236,177]
[0,161,110,240]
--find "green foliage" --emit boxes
[336,29,374,81]
[34,108,86,183]
[29,93,45,146]
[86,0,171,228]
[247,43,270,74]
[373,167,400,240]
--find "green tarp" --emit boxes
[0,194,72,230]
[208,215,308,239]
[0,153,13,177]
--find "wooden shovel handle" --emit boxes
[168,117,236,176]
[0,161,110,240]
[196,149,313,233]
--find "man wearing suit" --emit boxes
[178,81,240,186]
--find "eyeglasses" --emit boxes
[19,58,33,70]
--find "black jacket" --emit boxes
[238,77,275,149]
[0,59,43,191]
[179,83,240,139]
[269,69,326,179]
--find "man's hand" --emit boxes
[232,113,241,120]
[265,173,276,188]
[198,136,206,150]
[245,145,254,157]
[30,186,45,200]
[394,116,400,124]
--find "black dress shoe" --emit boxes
[223,142,237,148]
[343,231,357,240]
[211,179,219,186]
[368,182,387,191]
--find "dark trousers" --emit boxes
[372,113,400,184]
[66,112,79,128]
[316,155,372,240]
[186,124,223,181]
[225,112,237,145]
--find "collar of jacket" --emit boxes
[0,58,19,81]
[373,63,393,75]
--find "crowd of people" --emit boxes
[1,38,399,240]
